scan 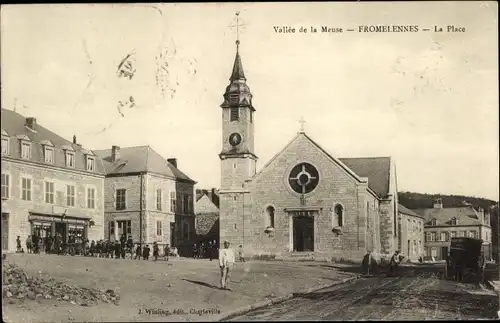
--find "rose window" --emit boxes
[288,163,320,194]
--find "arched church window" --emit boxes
[334,204,344,227]
[288,163,320,194]
[265,206,275,228]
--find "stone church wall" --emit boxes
[225,135,375,262]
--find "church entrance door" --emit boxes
[292,212,315,252]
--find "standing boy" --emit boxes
[219,241,235,290]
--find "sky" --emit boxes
[1,2,498,201]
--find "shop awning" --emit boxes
[28,213,91,225]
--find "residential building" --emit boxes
[94,146,196,253]
[1,109,106,252]
[398,204,425,261]
[414,198,492,260]
[194,188,219,248]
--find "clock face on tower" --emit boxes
[229,132,242,147]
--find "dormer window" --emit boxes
[86,156,95,172]
[21,142,31,159]
[44,147,54,163]
[430,219,437,226]
[1,136,9,155]
[66,151,75,168]
[230,107,239,121]
[451,217,457,226]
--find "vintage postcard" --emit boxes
[1,2,499,322]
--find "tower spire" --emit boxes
[229,11,246,81]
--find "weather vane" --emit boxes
[229,11,246,49]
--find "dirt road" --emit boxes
[227,273,498,321]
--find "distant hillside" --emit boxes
[398,192,498,211]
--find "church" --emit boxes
[218,39,400,261]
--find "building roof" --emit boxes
[398,204,424,219]
[93,146,195,183]
[1,108,105,175]
[413,206,485,226]
[338,157,391,198]
[196,188,219,208]
[250,132,393,199]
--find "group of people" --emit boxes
[192,240,218,260]
[18,233,180,261]
[361,250,404,276]
[19,233,70,255]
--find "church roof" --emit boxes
[338,157,391,198]
[251,132,392,199]
[94,146,195,183]
[230,50,246,81]
[413,205,485,226]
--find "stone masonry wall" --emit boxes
[399,213,425,261]
[231,135,372,261]
[103,175,143,243]
[1,160,104,252]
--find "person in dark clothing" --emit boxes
[26,235,32,254]
[389,251,400,276]
[32,234,40,254]
[208,241,214,261]
[126,237,133,258]
[143,245,150,260]
[201,242,206,259]
[447,253,455,280]
[96,240,102,257]
[164,244,171,261]
[90,240,96,257]
[44,235,51,254]
[362,251,376,276]
[54,234,61,255]
[135,244,142,260]
[120,234,126,259]
[193,244,198,259]
[16,236,22,253]
[212,240,218,260]
[153,242,159,261]
[108,240,114,258]
[115,240,121,259]
[477,250,487,285]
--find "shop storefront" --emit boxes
[29,212,92,246]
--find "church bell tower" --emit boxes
[219,37,258,189]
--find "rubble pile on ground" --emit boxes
[2,263,119,306]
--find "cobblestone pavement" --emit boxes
[228,273,499,321]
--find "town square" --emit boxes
[1,2,499,322]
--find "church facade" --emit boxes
[218,43,400,261]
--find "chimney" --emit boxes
[73,135,77,144]
[111,145,121,162]
[433,198,443,209]
[167,158,177,168]
[25,117,37,131]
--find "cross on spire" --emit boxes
[298,116,306,133]
[229,11,246,50]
